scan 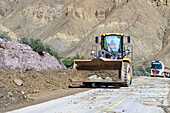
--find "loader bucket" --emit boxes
[74,58,122,71]
[72,58,123,83]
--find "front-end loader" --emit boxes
[72,33,133,87]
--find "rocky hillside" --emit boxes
[153,1,170,67]
[0,38,64,71]
[0,0,169,67]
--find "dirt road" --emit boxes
[7,76,170,113]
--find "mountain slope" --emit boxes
[0,0,169,67]
[63,0,167,62]
[2,0,121,53]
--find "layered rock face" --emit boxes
[152,0,170,67]
[0,39,64,71]
[1,0,128,53]
[64,1,167,60]
[0,0,169,67]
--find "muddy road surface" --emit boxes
[8,76,170,113]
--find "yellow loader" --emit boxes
[72,33,133,87]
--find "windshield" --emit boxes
[151,63,162,69]
[104,35,121,52]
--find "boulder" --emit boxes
[13,78,23,86]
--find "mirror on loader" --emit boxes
[127,36,130,43]
[95,36,98,43]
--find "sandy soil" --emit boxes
[0,68,99,112]
[0,69,73,111]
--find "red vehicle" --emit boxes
[163,69,170,78]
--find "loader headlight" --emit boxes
[91,50,96,55]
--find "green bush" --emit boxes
[3,31,9,35]
[74,53,85,60]
[138,66,145,73]
[165,67,170,69]
[145,67,151,73]
[0,32,11,41]
[29,39,45,53]
[142,61,148,66]
[132,65,135,75]
[145,72,150,76]
[20,38,45,54]
[62,54,85,68]
[133,64,152,76]
[19,37,60,61]
[19,37,29,45]
[62,57,74,67]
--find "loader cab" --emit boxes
[100,33,124,59]
[94,33,133,60]
[101,34,123,53]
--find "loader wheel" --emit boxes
[122,62,132,87]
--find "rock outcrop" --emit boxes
[0,38,64,71]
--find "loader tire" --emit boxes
[122,62,132,87]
